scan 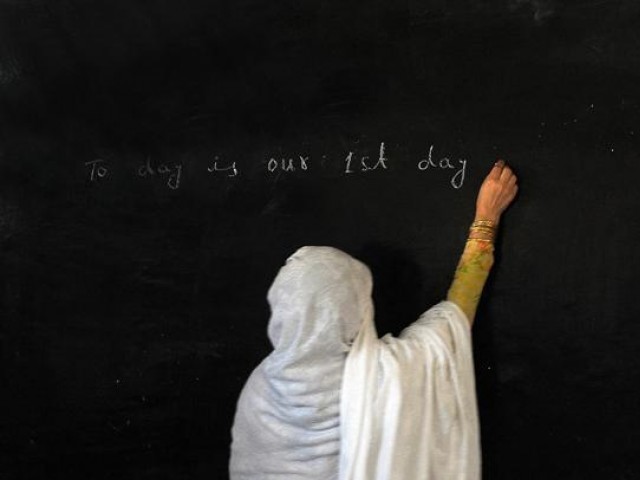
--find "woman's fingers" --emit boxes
[500,164,514,181]
[490,160,505,180]
[508,185,519,203]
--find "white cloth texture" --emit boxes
[229,246,481,480]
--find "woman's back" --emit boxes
[230,246,370,480]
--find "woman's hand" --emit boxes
[474,160,518,225]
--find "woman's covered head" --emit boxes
[266,246,373,356]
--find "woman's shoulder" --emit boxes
[377,300,471,359]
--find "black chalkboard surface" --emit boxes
[1,1,639,478]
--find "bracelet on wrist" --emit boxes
[466,237,493,242]
[471,219,497,228]
[468,218,498,243]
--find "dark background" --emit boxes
[1,0,639,478]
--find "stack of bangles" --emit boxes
[467,219,497,243]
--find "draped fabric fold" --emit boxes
[230,246,480,480]
[339,299,480,480]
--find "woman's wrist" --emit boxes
[468,213,500,242]
[474,211,500,225]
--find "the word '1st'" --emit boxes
[344,142,389,173]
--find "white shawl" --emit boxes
[230,246,481,480]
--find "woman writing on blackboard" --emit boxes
[230,160,518,480]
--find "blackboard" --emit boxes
[1,1,639,478]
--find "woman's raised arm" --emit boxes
[446,160,518,326]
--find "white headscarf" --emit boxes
[230,246,481,480]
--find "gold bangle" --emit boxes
[473,218,495,222]
[469,229,496,237]
[471,220,497,228]
[468,230,495,238]
[469,226,496,232]
[468,229,496,241]
[466,237,493,243]
[468,235,494,241]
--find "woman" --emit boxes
[230,160,518,480]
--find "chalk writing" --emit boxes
[82,142,471,190]
[85,159,109,181]
[267,156,309,172]
[208,157,239,177]
[138,157,182,190]
[344,142,389,173]
[417,145,467,189]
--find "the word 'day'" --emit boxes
[418,145,467,189]
[138,157,182,190]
